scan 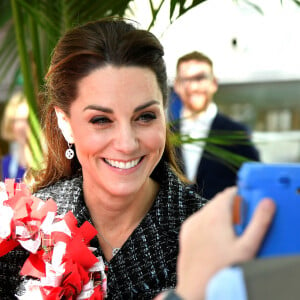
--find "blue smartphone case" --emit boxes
[235,162,300,257]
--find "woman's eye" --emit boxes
[137,112,157,123]
[89,116,112,125]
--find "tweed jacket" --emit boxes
[0,162,206,299]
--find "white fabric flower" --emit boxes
[0,205,14,239]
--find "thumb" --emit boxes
[237,198,276,260]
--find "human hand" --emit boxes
[175,186,276,300]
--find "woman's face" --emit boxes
[63,66,166,197]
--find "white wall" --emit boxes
[127,0,300,84]
[253,131,300,163]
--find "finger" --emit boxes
[208,186,237,214]
[214,186,238,224]
[179,186,237,246]
[237,198,276,259]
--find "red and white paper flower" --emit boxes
[0,179,107,299]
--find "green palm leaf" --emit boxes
[170,130,257,171]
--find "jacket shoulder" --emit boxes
[34,175,83,214]
[212,113,250,132]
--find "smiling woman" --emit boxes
[0,18,207,299]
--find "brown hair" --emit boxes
[176,51,213,72]
[32,18,186,191]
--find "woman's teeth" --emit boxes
[105,158,140,169]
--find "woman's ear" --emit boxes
[54,107,74,144]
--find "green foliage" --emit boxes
[0,0,11,27]
[170,0,208,20]
[170,130,256,171]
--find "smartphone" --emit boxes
[234,162,300,257]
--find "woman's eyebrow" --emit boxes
[134,100,160,112]
[83,100,160,114]
[83,105,113,113]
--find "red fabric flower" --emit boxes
[0,178,108,299]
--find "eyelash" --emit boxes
[90,116,111,125]
[89,112,157,126]
[137,112,157,122]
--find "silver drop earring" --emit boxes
[65,142,74,160]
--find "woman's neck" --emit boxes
[83,177,159,260]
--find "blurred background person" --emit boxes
[169,51,260,199]
[0,91,31,181]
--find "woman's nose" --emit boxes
[114,125,139,153]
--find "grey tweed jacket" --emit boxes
[0,162,207,299]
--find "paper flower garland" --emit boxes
[0,179,107,299]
